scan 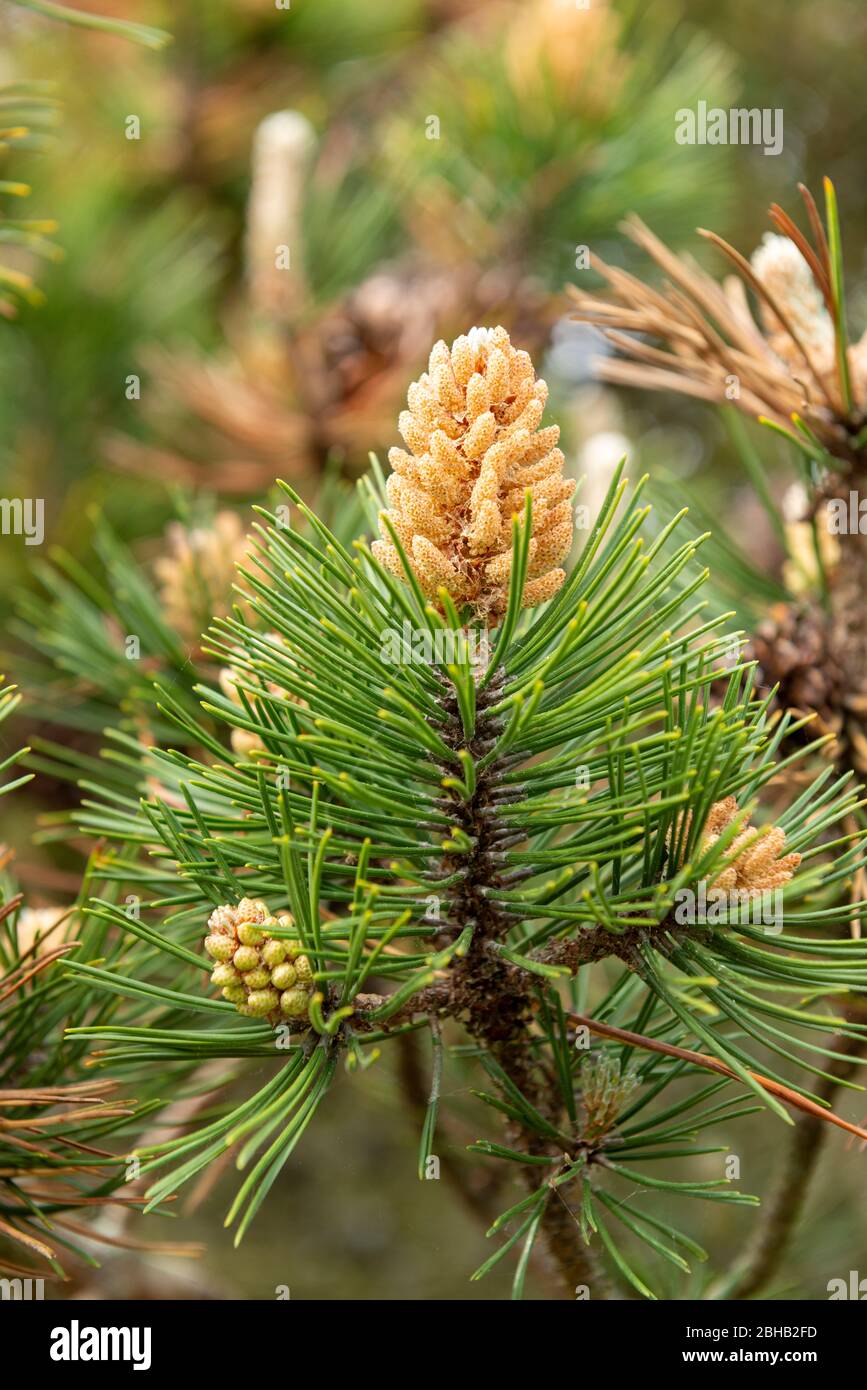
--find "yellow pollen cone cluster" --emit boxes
[373,326,575,624]
[204,897,314,1024]
[671,796,801,894]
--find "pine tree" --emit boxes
[50,326,867,1299]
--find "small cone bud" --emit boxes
[280,988,310,1018]
[262,939,286,968]
[233,945,260,972]
[211,963,239,987]
[294,954,314,985]
[270,962,297,990]
[205,934,235,962]
[247,988,280,1016]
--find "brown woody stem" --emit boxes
[420,668,612,1298]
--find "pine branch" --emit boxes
[568,182,867,780]
[46,328,867,1299]
[7,0,170,49]
[563,1010,867,1145]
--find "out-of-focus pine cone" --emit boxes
[750,233,836,377]
[750,599,847,754]
[154,511,250,651]
[9,906,72,964]
[104,262,554,495]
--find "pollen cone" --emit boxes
[373,326,575,624]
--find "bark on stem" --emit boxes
[426,667,612,1299]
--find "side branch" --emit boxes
[565,1009,867,1143]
